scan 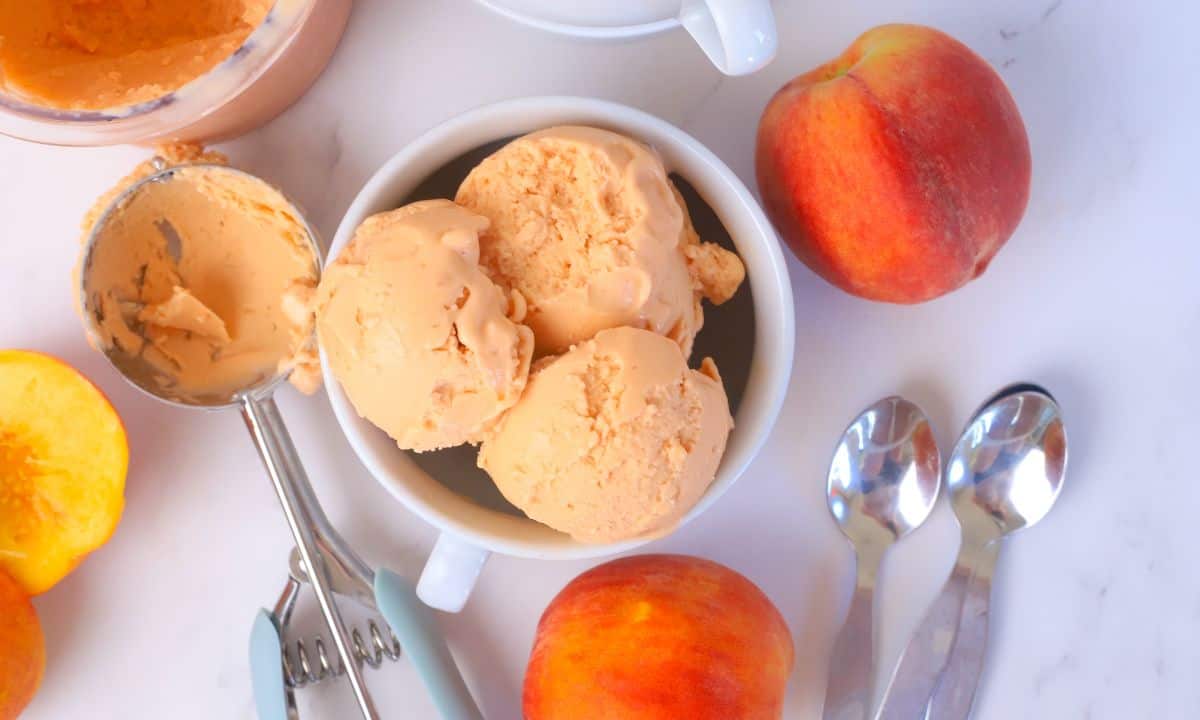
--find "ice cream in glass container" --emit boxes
[0,0,351,146]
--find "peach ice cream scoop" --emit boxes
[477,327,733,543]
[455,126,745,358]
[80,152,321,402]
[316,200,534,452]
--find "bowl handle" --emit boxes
[679,0,778,76]
[417,532,491,613]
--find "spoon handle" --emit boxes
[925,543,1000,720]
[822,552,880,720]
[873,548,976,720]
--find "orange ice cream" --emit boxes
[316,200,534,452]
[455,126,745,358]
[478,327,733,543]
[0,0,272,110]
[81,151,320,401]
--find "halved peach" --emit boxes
[0,350,127,595]
[0,566,44,719]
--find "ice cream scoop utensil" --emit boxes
[874,384,1067,720]
[80,164,479,720]
[822,397,941,720]
[251,546,473,720]
[251,552,390,720]
[240,396,380,719]
[273,541,482,719]
[80,164,376,718]
[243,401,481,719]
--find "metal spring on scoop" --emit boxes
[283,619,402,688]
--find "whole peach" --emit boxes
[756,24,1031,303]
[524,554,794,720]
[0,568,44,719]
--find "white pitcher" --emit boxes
[477,0,778,75]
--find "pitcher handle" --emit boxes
[680,0,777,75]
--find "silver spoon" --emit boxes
[823,397,942,720]
[79,163,480,720]
[875,384,1067,720]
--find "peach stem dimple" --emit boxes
[814,49,863,82]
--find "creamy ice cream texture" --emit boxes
[81,148,320,401]
[0,0,271,111]
[304,126,744,543]
[478,327,733,543]
[456,125,745,358]
[317,200,534,452]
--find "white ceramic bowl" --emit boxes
[324,96,794,611]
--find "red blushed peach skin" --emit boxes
[756,24,1031,303]
[524,554,794,720]
[0,350,127,595]
[0,567,44,719]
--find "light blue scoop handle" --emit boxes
[250,610,290,720]
[374,568,483,720]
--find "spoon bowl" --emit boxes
[947,384,1067,543]
[827,396,942,550]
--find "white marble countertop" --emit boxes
[3,1,1196,718]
